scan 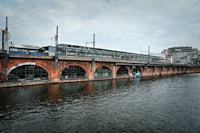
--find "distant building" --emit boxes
[162,46,200,66]
[161,49,171,59]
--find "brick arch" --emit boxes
[116,66,131,76]
[6,59,53,80]
[153,66,161,76]
[177,67,183,74]
[168,67,174,75]
[7,62,50,80]
[142,66,154,77]
[94,64,113,73]
[132,66,142,77]
[138,66,144,74]
[94,65,112,72]
[93,63,113,78]
[58,63,89,79]
[7,62,50,74]
[116,66,130,73]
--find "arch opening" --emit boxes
[94,66,111,78]
[60,65,87,80]
[117,66,128,76]
[133,67,141,78]
[9,65,48,81]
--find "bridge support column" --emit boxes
[112,65,117,79]
[129,66,133,78]
[88,60,95,80]
[174,67,178,75]
[177,67,180,74]
[88,72,94,80]
[48,70,59,82]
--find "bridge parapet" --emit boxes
[9,54,53,59]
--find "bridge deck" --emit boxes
[9,54,172,66]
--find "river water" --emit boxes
[0,74,200,133]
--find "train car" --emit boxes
[9,46,47,56]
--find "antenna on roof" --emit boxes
[5,16,8,32]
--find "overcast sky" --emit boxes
[0,0,200,53]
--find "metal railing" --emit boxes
[57,45,170,64]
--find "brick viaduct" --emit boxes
[1,54,200,87]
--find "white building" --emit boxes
[166,46,199,66]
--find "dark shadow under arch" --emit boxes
[133,67,142,77]
[9,65,48,81]
[94,66,111,78]
[117,66,128,76]
[60,65,87,80]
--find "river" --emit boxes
[0,74,200,133]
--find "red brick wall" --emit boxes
[3,57,200,83]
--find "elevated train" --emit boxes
[8,44,170,63]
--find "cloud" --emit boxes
[0,0,200,53]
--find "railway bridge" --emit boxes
[0,46,200,87]
[1,49,200,88]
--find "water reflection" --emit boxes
[1,75,200,133]
[47,84,61,100]
[0,79,133,112]
[84,82,94,96]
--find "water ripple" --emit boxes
[0,74,200,133]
